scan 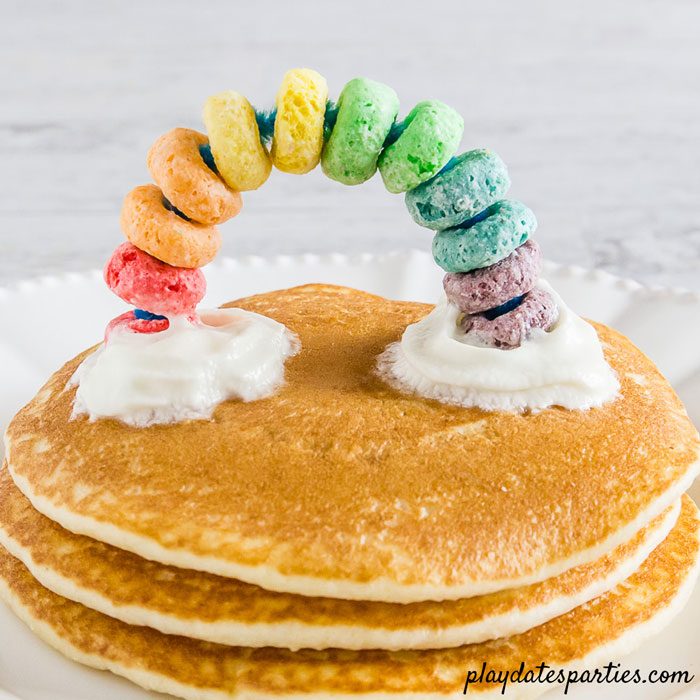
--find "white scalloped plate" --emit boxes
[0,251,698,700]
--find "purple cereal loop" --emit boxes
[443,240,541,314]
[461,287,559,349]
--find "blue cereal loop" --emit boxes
[405,149,511,230]
[432,200,537,273]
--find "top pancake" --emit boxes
[4,284,700,602]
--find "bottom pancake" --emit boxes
[0,465,680,650]
[0,497,698,699]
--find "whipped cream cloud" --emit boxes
[70,308,299,427]
[376,281,619,412]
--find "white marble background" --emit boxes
[1,0,699,289]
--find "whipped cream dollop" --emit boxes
[71,308,299,426]
[377,280,619,412]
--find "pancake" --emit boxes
[4,285,700,602]
[0,465,679,651]
[0,496,698,699]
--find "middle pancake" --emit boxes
[0,466,679,651]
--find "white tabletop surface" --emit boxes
[1,0,699,289]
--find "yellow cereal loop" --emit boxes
[271,68,328,174]
[202,91,272,191]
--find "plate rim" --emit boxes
[1,249,699,304]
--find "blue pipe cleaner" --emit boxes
[198,143,219,174]
[454,204,495,230]
[323,100,339,141]
[438,156,459,174]
[162,196,191,221]
[133,309,168,321]
[254,108,277,144]
[383,118,407,148]
[482,295,525,321]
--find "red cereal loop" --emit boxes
[105,311,170,342]
[104,242,206,317]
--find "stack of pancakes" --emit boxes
[1,285,699,699]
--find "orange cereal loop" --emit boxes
[147,128,242,226]
[120,185,221,269]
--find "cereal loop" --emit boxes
[462,287,559,349]
[271,68,328,174]
[405,149,511,230]
[105,310,169,342]
[432,200,537,273]
[321,78,399,185]
[147,128,242,225]
[203,91,272,191]
[443,240,541,314]
[378,100,464,194]
[104,242,206,316]
[120,185,221,268]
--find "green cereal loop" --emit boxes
[405,149,511,230]
[432,200,537,273]
[378,100,464,194]
[321,78,399,185]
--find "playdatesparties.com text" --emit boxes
[462,661,694,695]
